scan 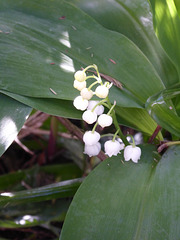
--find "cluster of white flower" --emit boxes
[73,65,141,163]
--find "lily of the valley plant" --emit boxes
[73,64,141,163]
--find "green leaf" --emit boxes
[0,90,81,119]
[116,106,163,139]
[0,93,31,157]
[0,199,70,228]
[0,163,82,191]
[0,178,82,208]
[0,0,165,106]
[68,0,179,87]
[149,0,180,77]
[60,145,180,240]
[146,88,180,137]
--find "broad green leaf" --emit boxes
[68,0,179,87]
[60,145,180,240]
[0,93,31,157]
[0,0,165,106]
[146,88,180,137]
[0,90,81,119]
[0,178,82,208]
[0,199,70,228]
[174,0,180,16]
[116,106,163,139]
[149,0,180,77]
[0,163,82,191]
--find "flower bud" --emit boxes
[98,114,113,128]
[74,70,86,82]
[87,101,104,115]
[84,142,101,157]
[73,96,88,111]
[95,85,109,98]
[73,80,86,91]
[80,88,93,100]
[124,145,141,163]
[104,140,124,157]
[82,110,97,124]
[83,131,100,145]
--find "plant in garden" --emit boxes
[0,0,180,239]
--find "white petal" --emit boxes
[131,147,141,163]
[82,110,97,124]
[80,88,93,100]
[73,80,86,91]
[95,85,109,98]
[84,142,101,157]
[124,145,134,161]
[73,96,88,111]
[104,140,122,157]
[87,101,104,115]
[74,70,86,82]
[98,114,112,128]
[83,131,100,145]
[124,145,141,163]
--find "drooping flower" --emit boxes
[82,110,97,124]
[95,85,109,98]
[84,142,101,157]
[73,80,86,91]
[87,100,104,115]
[80,88,93,100]
[124,145,141,163]
[73,96,88,111]
[74,70,86,82]
[104,140,124,157]
[83,131,100,145]
[98,114,113,128]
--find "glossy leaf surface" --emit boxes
[0,93,31,157]
[0,178,82,207]
[146,88,180,137]
[0,0,165,105]
[60,145,180,240]
[68,0,179,87]
[149,0,180,76]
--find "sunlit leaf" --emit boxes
[146,88,180,137]
[60,145,180,240]
[0,93,31,157]
[0,0,165,106]
[68,0,179,88]
[149,0,180,77]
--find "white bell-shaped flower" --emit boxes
[87,101,104,115]
[98,114,113,128]
[73,96,88,111]
[80,88,93,100]
[83,131,100,145]
[73,80,86,91]
[84,142,101,157]
[104,140,123,157]
[82,110,97,124]
[95,85,109,98]
[124,145,141,163]
[74,70,86,82]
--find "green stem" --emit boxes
[88,80,100,91]
[107,101,116,115]
[91,99,107,112]
[83,64,97,72]
[92,122,98,133]
[106,98,129,146]
[112,129,120,142]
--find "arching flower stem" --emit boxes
[106,98,129,146]
[112,129,120,142]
